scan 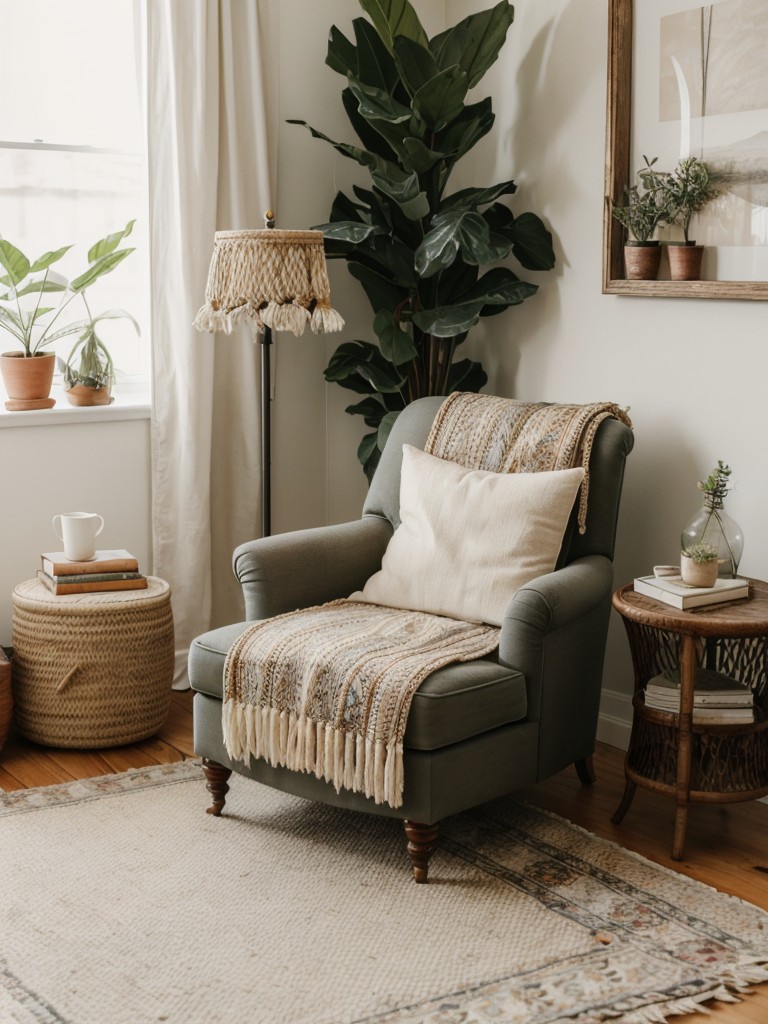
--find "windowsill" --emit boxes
[0,383,151,427]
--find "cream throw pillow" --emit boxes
[351,444,585,626]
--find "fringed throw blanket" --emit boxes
[223,392,632,808]
[426,392,632,533]
[223,601,499,808]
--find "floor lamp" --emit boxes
[195,216,344,537]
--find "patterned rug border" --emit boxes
[3,759,768,1024]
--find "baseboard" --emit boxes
[596,687,632,751]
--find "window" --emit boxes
[0,0,148,393]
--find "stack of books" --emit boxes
[644,667,755,724]
[37,550,148,595]
[634,574,749,610]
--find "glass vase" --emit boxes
[681,500,743,579]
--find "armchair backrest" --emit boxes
[363,396,634,565]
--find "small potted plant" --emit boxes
[612,156,668,280]
[0,221,136,410]
[61,309,141,406]
[680,541,719,587]
[661,156,719,281]
[681,459,743,578]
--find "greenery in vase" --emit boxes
[661,156,718,244]
[611,156,668,244]
[698,459,732,508]
[0,221,137,374]
[681,541,718,563]
[290,0,556,478]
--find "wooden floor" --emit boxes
[2,693,767,1023]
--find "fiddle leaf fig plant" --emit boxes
[290,0,556,479]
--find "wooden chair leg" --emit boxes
[403,820,439,883]
[575,755,596,785]
[201,758,232,816]
[611,778,636,825]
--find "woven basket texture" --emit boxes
[11,578,174,748]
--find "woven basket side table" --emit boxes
[11,577,174,748]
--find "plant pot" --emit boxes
[0,351,56,410]
[64,384,113,407]
[624,242,661,281]
[668,243,704,281]
[680,553,718,588]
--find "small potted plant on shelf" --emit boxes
[0,221,136,410]
[661,156,719,281]
[611,156,669,280]
[680,541,719,587]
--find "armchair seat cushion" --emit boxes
[189,623,526,752]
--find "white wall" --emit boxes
[4,1,765,740]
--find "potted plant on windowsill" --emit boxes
[661,156,718,281]
[0,221,136,410]
[611,157,669,281]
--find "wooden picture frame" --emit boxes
[603,0,768,300]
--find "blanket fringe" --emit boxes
[223,700,405,807]
[615,963,768,1024]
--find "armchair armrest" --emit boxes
[233,515,393,621]
[499,555,615,781]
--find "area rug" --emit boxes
[1,761,767,1024]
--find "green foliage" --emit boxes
[682,541,718,563]
[611,157,668,244]
[62,310,140,390]
[291,0,555,479]
[697,459,731,509]
[0,221,135,358]
[662,156,718,244]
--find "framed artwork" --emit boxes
[603,0,768,299]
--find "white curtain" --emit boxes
[146,0,277,688]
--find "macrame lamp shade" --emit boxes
[194,225,344,538]
[194,228,344,336]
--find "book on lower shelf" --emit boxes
[41,549,140,576]
[37,569,148,596]
[644,667,755,722]
[634,574,749,610]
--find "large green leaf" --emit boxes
[440,180,517,213]
[411,65,468,131]
[29,246,72,273]
[415,210,510,277]
[401,136,446,173]
[357,431,381,482]
[346,76,412,124]
[440,98,495,164]
[349,262,409,312]
[0,240,31,287]
[392,36,440,96]
[429,1,514,89]
[373,309,417,366]
[341,88,399,161]
[377,410,400,451]
[370,168,429,220]
[353,17,400,91]
[459,266,538,311]
[446,357,488,393]
[510,211,556,271]
[321,221,384,245]
[326,24,357,76]
[357,359,406,393]
[359,0,429,54]
[13,279,67,298]
[412,300,484,337]
[345,396,388,427]
[87,220,135,264]
[70,248,134,292]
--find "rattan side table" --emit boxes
[611,579,768,860]
[11,577,174,748]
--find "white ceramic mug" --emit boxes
[52,512,105,561]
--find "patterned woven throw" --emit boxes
[223,601,499,808]
[223,392,631,808]
[425,392,632,533]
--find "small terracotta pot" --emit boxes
[668,244,704,281]
[680,553,718,587]
[65,384,113,407]
[0,351,56,410]
[624,242,661,281]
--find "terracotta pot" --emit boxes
[624,243,661,281]
[668,244,704,281]
[65,384,113,407]
[0,351,56,410]
[680,553,718,588]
